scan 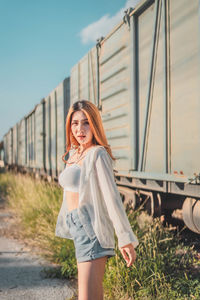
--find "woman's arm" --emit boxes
[95,150,139,250]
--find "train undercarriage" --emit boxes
[117,176,200,235]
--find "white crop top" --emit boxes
[58,164,81,193]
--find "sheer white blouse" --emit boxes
[55,145,139,249]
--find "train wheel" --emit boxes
[118,186,136,210]
[193,200,200,233]
[182,197,199,234]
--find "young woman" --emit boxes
[55,100,138,300]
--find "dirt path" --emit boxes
[0,198,75,300]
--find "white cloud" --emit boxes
[79,0,141,45]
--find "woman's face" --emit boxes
[71,110,94,147]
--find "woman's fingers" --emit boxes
[128,247,136,267]
[125,247,134,267]
[120,247,129,264]
[120,244,136,267]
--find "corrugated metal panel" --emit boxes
[3,134,8,165]
[56,78,70,175]
[136,0,200,179]
[7,129,13,165]
[68,0,200,184]
[12,124,18,165]
[0,148,4,161]
[70,64,79,102]
[45,96,51,175]
[18,119,26,167]
[6,133,9,165]
[26,112,35,168]
[170,0,200,177]
[2,136,6,164]
[44,78,70,176]
[16,122,20,166]
[27,116,31,167]
[50,90,57,177]
[131,0,200,182]
[137,1,165,173]
[56,83,64,174]
[35,102,44,170]
[70,47,97,105]
[99,22,132,172]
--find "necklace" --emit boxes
[76,147,87,160]
[67,147,89,165]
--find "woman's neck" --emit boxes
[78,142,94,153]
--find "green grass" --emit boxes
[0,171,200,299]
[104,211,200,299]
[0,171,77,279]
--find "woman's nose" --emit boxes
[77,122,84,132]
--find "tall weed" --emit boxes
[0,171,77,278]
[104,210,200,299]
[0,171,200,299]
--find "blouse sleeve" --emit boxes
[95,150,139,248]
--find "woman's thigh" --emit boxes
[77,256,107,300]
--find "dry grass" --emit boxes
[1,171,200,299]
[0,171,77,278]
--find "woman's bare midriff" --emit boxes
[65,191,79,211]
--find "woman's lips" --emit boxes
[78,136,86,139]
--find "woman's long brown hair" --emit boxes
[62,100,115,163]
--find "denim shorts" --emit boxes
[66,209,115,263]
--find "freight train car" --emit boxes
[3,77,70,178]
[3,129,13,166]
[44,77,70,178]
[70,0,200,234]
[26,108,36,170]
[1,0,200,234]
[0,141,4,162]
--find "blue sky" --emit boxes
[0,0,140,141]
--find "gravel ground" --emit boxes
[0,199,76,300]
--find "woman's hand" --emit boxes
[119,243,136,267]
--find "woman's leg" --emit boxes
[77,256,107,300]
